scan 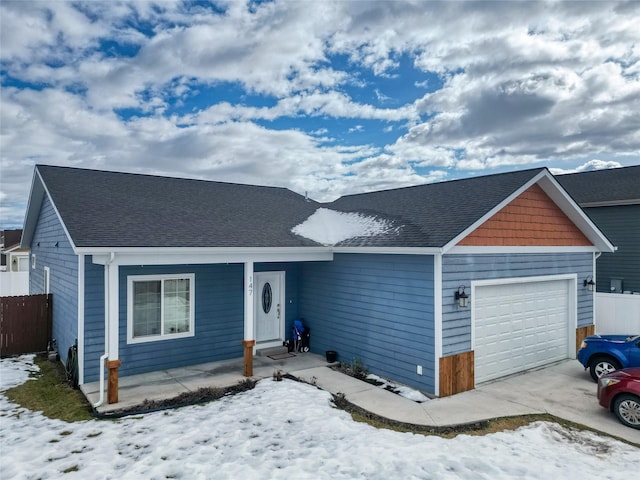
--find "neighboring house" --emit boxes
[21,165,613,404]
[1,229,29,272]
[0,229,30,296]
[557,166,640,294]
[4,245,30,273]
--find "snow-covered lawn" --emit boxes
[1,356,638,479]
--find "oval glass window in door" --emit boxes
[262,282,272,314]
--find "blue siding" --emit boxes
[82,261,300,382]
[116,264,244,378]
[255,262,300,339]
[442,253,594,356]
[299,254,436,393]
[29,195,78,364]
[83,260,105,383]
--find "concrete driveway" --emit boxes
[295,359,640,445]
[422,360,639,445]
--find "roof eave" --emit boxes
[21,166,78,253]
[441,170,616,254]
[537,173,616,253]
[579,199,640,208]
[441,170,546,253]
[84,246,334,266]
[20,169,45,249]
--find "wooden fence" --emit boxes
[0,294,52,356]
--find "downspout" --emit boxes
[93,252,115,408]
[591,251,602,336]
[93,356,108,408]
[433,252,443,397]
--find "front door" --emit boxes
[254,271,285,346]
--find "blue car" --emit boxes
[578,334,640,381]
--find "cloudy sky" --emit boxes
[1,0,639,228]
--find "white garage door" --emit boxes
[474,279,571,384]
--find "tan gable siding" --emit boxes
[458,184,592,246]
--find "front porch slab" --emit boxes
[82,353,328,414]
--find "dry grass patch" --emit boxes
[4,354,93,422]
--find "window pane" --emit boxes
[133,281,161,337]
[163,278,190,334]
[18,257,29,272]
[262,282,272,314]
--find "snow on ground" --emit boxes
[291,208,393,245]
[366,373,430,403]
[1,356,639,480]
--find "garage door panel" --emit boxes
[475,279,570,383]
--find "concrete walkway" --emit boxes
[83,355,639,446]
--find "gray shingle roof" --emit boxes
[36,165,548,249]
[37,165,321,248]
[327,168,546,247]
[556,166,640,206]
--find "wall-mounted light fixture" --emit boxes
[583,276,596,292]
[454,285,469,308]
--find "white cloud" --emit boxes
[1,0,639,226]
[188,91,418,125]
[550,160,624,175]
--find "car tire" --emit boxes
[589,356,621,381]
[613,394,640,429]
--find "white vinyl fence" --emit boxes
[596,292,640,334]
[0,271,29,297]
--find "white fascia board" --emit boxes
[472,272,577,288]
[536,174,616,253]
[442,170,616,254]
[331,246,441,255]
[89,247,334,266]
[22,168,78,254]
[580,199,640,207]
[77,254,85,385]
[447,245,599,255]
[20,170,45,248]
[2,244,23,254]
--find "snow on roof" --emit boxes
[291,208,392,246]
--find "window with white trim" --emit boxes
[127,274,195,343]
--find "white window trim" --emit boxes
[31,253,36,269]
[127,273,195,344]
